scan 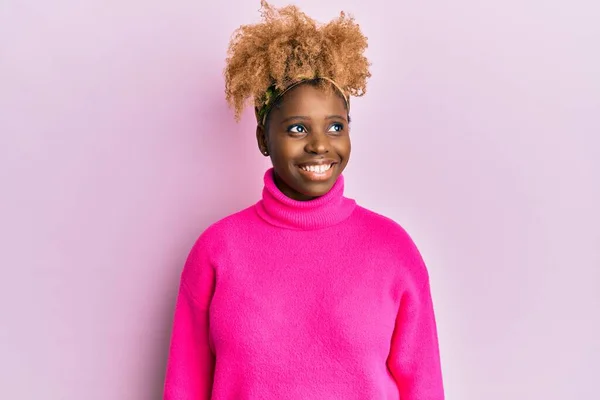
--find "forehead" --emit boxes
[276,84,347,116]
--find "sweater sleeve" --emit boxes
[164,237,216,400]
[387,244,445,399]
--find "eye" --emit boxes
[328,123,344,133]
[287,124,307,134]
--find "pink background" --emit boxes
[1,0,599,399]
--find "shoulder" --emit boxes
[352,205,430,283]
[352,205,414,244]
[186,205,257,262]
[196,205,257,246]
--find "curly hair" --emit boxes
[224,0,371,122]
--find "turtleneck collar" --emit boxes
[255,168,356,230]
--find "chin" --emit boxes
[294,177,337,198]
[274,166,342,200]
[299,186,331,198]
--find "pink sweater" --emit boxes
[164,169,444,399]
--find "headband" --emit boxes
[254,77,349,125]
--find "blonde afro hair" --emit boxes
[224,0,371,121]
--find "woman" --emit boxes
[164,2,444,399]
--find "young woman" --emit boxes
[164,2,444,399]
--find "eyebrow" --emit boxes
[280,115,348,124]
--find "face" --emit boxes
[256,84,351,201]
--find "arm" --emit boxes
[387,249,444,399]
[164,239,216,400]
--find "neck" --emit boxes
[255,168,356,230]
[272,171,319,201]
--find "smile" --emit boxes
[297,162,336,181]
[299,163,333,173]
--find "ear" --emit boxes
[256,124,269,156]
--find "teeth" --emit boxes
[300,164,332,173]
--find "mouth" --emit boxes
[297,161,338,182]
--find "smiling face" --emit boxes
[256,82,351,201]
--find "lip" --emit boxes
[296,159,338,167]
[296,160,338,182]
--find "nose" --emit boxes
[305,132,330,155]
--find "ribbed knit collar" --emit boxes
[255,168,356,230]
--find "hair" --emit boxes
[224,0,371,122]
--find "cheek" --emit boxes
[335,137,351,156]
[271,140,304,163]
[282,139,305,153]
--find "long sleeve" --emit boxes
[164,238,216,400]
[387,252,445,399]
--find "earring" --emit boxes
[263,150,269,156]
